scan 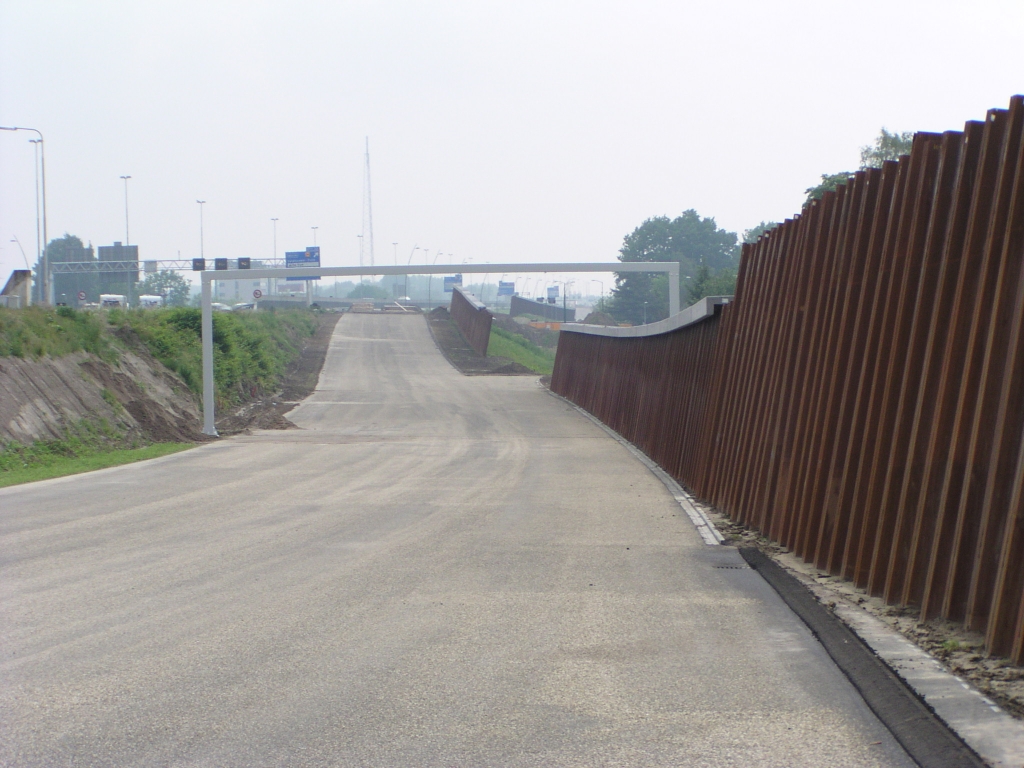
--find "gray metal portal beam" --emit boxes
[200,261,678,435]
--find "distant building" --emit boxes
[36,235,97,305]
[214,259,270,303]
[97,242,139,297]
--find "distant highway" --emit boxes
[0,314,913,766]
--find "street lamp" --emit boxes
[120,175,132,244]
[29,140,41,280]
[311,226,318,245]
[270,218,279,295]
[1,126,48,303]
[10,237,30,269]
[393,242,398,265]
[196,200,206,259]
[643,301,648,325]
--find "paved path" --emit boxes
[0,314,914,766]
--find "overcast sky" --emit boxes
[1,0,1022,285]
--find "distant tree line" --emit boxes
[604,127,915,325]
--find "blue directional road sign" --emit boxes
[443,274,463,293]
[497,281,515,297]
[286,247,321,280]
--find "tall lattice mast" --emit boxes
[361,137,375,268]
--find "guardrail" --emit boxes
[450,286,493,356]
[551,95,1024,662]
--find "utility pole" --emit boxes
[29,140,41,290]
[120,175,132,244]
[361,137,375,267]
[1,126,49,302]
[271,218,279,296]
[197,200,206,258]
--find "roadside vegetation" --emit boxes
[0,417,191,488]
[109,307,317,408]
[0,305,116,360]
[1,305,323,486]
[0,305,319,409]
[604,128,914,326]
[488,326,556,375]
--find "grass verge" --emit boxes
[109,307,318,408]
[488,327,556,375]
[0,443,192,488]
[0,305,115,360]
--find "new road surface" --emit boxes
[0,314,916,766]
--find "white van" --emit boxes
[138,295,164,309]
[99,294,129,309]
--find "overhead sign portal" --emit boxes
[443,274,463,293]
[497,281,515,297]
[286,247,321,280]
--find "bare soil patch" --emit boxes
[426,307,534,376]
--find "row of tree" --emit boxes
[605,129,915,324]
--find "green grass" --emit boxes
[109,307,318,408]
[0,305,114,360]
[1,305,319,411]
[0,442,192,488]
[488,326,556,375]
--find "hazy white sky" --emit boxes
[1,0,1022,283]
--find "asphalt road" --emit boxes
[0,313,915,767]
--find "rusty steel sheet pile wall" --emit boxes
[450,285,493,357]
[551,96,1024,662]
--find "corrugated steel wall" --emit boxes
[551,96,1024,661]
[450,285,493,357]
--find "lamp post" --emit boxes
[311,226,318,245]
[29,140,41,285]
[393,242,398,265]
[10,237,30,269]
[270,218,278,295]
[643,301,648,325]
[196,200,206,259]
[1,126,48,303]
[120,175,132,244]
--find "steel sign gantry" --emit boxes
[199,261,679,435]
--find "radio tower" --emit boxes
[360,137,375,268]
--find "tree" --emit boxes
[347,282,388,300]
[688,264,738,303]
[805,172,856,203]
[743,221,779,244]
[35,234,98,304]
[860,128,914,168]
[805,127,915,204]
[139,270,190,306]
[609,209,739,324]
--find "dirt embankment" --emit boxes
[426,307,534,375]
[0,312,343,445]
[0,337,206,446]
